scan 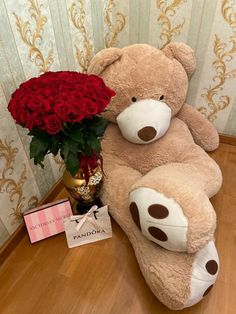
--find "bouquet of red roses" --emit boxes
[8,71,115,179]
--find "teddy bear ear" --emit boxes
[87,47,123,75]
[162,42,196,77]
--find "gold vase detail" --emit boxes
[62,166,103,214]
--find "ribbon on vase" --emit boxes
[70,205,100,232]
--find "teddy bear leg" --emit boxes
[129,150,222,253]
[100,164,219,309]
[101,163,142,224]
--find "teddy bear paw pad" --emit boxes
[184,240,219,307]
[129,187,188,251]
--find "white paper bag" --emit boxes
[63,205,112,248]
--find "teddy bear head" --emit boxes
[88,43,196,144]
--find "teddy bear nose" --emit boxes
[138,126,157,141]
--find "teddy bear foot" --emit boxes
[129,187,215,253]
[184,240,219,307]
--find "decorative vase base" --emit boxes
[74,198,103,215]
[63,166,103,215]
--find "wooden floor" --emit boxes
[0,143,235,314]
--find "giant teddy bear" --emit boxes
[88,43,222,310]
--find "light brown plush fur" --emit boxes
[88,43,222,309]
[100,158,195,309]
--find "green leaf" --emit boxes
[86,136,101,153]
[61,138,81,160]
[33,154,45,168]
[30,136,50,166]
[68,128,84,145]
[87,116,108,137]
[83,146,93,156]
[65,152,80,177]
[28,128,49,140]
[68,139,81,154]
[50,136,60,156]
[61,141,70,160]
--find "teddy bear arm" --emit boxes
[177,103,219,152]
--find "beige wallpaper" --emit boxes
[0,0,236,247]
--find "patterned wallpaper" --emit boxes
[0,0,236,247]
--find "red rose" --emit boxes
[43,99,53,112]
[74,91,84,100]
[34,114,46,130]
[21,77,37,89]
[25,113,35,130]
[8,71,115,129]
[84,98,99,116]
[95,91,112,112]
[43,88,53,97]
[27,99,42,112]
[44,115,62,134]
[87,75,105,89]
[54,102,72,122]
[104,86,116,97]
[71,101,86,122]
[8,99,18,121]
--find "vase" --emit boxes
[62,166,103,215]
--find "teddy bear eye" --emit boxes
[159,95,164,100]
[132,97,137,102]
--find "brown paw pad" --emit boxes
[205,260,218,275]
[148,226,168,242]
[129,202,141,230]
[203,284,213,297]
[148,204,169,219]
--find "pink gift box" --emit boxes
[23,198,73,243]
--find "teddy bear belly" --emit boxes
[102,118,194,174]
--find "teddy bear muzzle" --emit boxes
[117,99,171,144]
